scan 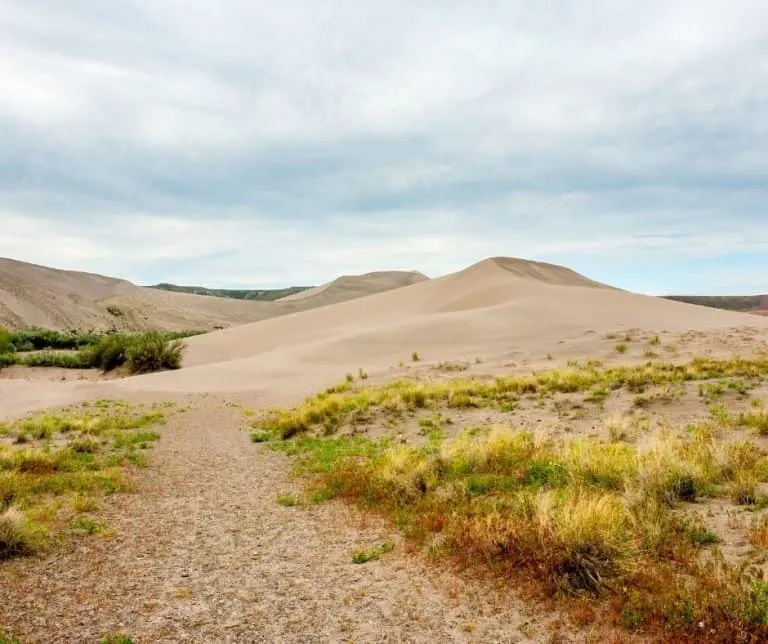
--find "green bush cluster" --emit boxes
[84,332,185,374]
[2,327,202,352]
[0,326,186,375]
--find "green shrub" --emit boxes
[83,332,185,374]
[85,335,133,372]
[8,328,102,351]
[21,352,91,369]
[125,333,184,374]
[0,507,43,559]
[0,327,12,354]
[0,353,18,368]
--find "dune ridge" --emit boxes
[0,258,427,331]
[108,257,768,400]
[2,253,767,419]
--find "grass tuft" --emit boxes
[351,539,394,564]
[0,402,166,558]
[0,506,44,559]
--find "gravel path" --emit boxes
[0,395,559,643]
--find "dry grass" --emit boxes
[256,356,768,440]
[0,400,167,559]
[260,353,768,641]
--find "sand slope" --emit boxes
[0,259,428,332]
[278,270,428,305]
[0,257,278,332]
[114,257,767,399]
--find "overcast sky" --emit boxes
[1,1,767,294]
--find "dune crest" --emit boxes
[277,270,428,304]
[469,256,613,288]
[0,258,429,331]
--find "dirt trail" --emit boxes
[0,394,558,643]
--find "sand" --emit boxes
[0,257,427,332]
[2,255,768,642]
[108,257,768,400]
[277,270,428,303]
[3,256,767,415]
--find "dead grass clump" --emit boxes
[748,515,768,548]
[739,409,768,435]
[0,507,43,559]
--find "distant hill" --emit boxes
[277,271,429,304]
[150,283,312,301]
[662,294,767,313]
[0,257,431,331]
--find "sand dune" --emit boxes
[3,255,767,414]
[0,258,427,332]
[0,257,277,332]
[277,270,428,304]
[110,257,767,399]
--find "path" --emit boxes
[0,393,556,643]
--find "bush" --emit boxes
[0,507,42,559]
[0,327,12,354]
[125,333,184,374]
[0,353,18,368]
[21,352,91,369]
[85,335,133,372]
[8,328,102,351]
[84,332,185,374]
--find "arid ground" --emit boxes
[2,257,768,643]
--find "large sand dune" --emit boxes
[0,258,426,332]
[3,255,767,416]
[111,257,768,400]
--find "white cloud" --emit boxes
[0,1,766,294]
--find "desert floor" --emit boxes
[3,259,768,642]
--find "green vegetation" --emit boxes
[151,282,311,301]
[0,401,165,559]
[100,636,134,644]
[20,352,92,369]
[0,328,187,375]
[0,629,21,644]
[258,354,768,641]
[663,294,765,312]
[351,539,394,564]
[276,492,302,507]
[269,424,768,639]
[256,356,768,440]
[0,327,11,354]
[1,326,200,352]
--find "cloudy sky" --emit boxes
[1,1,767,294]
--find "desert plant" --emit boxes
[0,507,42,559]
[83,332,185,374]
[351,540,394,563]
[124,332,184,374]
[0,326,12,354]
[0,353,18,368]
[85,335,133,371]
[22,352,91,369]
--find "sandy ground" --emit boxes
[2,257,768,641]
[0,392,573,643]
